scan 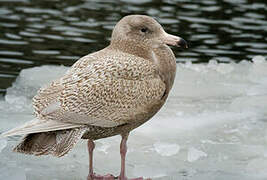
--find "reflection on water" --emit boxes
[0,0,266,93]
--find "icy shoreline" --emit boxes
[0,56,267,180]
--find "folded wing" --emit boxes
[1,54,166,137]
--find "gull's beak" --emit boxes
[162,32,188,48]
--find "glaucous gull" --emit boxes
[1,15,188,180]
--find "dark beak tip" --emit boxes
[177,38,188,49]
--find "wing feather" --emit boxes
[0,119,82,138]
[33,53,166,128]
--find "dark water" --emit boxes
[0,0,267,93]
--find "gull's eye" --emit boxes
[140,27,148,33]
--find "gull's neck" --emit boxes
[109,39,153,61]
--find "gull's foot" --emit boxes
[87,173,115,180]
[116,177,151,180]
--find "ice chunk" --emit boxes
[187,147,207,162]
[0,138,7,153]
[207,59,218,67]
[216,63,234,74]
[5,65,68,111]
[252,55,266,64]
[153,142,180,156]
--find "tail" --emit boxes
[13,128,87,157]
[0,119,83,138]
[0,119,87,157]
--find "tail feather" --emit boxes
[13,128,87,157]
[0,119,83,138]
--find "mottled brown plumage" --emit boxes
[1,15,187,179]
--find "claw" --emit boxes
[87,173,115,180]
[116,176,149,180]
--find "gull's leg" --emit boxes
[87,140,115,180]
[118,133,129,180]
[87,139,96,180]
[88,139,95,179]
[118,133,146,180]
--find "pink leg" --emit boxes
[87,140,115,180]
[119,133,129,180]
[118,133,146,180]
[87,137,148,180]
[88,140,95,178]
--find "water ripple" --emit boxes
[32,50,60,55]
[0,51,23,56]
[0,39,28,45]
[0,58,33,64]
[0,0,266,93]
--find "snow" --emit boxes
[0,56,267,180]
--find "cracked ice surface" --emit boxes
[1,56,267,180]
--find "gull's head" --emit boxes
[111,15,188,49]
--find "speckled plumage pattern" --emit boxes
[13,127,86,157]
[33,51,165,128]
[2,15,187,160]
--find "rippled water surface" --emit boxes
[0,0,267,93]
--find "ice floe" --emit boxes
[0,56,267,180]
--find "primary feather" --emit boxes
[0,119,83,138]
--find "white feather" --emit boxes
[0,119,82,138]
[41,101,61,115]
